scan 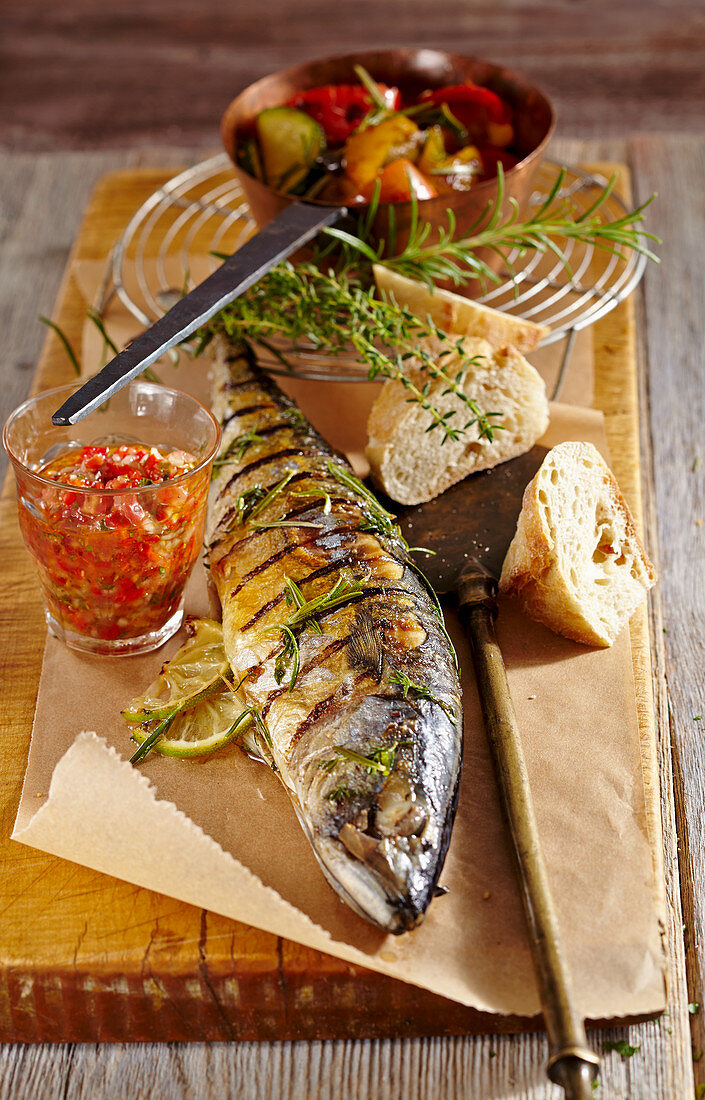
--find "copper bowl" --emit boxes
[221,48,555,253]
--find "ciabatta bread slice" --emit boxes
[373,264,550,353]
[499,441,656,646]
[365,336,549,505]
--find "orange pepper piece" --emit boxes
[344,115,420,189]
[362,159,438,203]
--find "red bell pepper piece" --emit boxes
[288,84,401,144]
[421,83,514,146]
[475,144,520,177]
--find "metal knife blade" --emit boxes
[52,201,347,425]
[395,446,548,591]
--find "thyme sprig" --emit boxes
[200,165,657,443]
[202,265,501,445]
[271,575,363,690]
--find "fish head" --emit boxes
[292,691,462,934]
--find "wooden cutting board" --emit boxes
[0,165,659,1043]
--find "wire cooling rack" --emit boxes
[110,153,647,391]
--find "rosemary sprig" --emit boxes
[327,462,402,542]
[389,668,459,724]
[371,165,660,290]
[251,519,323,530]
[270,574,363,690]
[291,488,332,514]
[128,680,251,765]
[213,428,263,472]
[353,63,390,116]
[86,307,164,382]
[248,485,334,531]
[231,472,296,526]
[281,407,308,430]
[250,471,295,520]
[326,785,359,803]
[232,484,267,524]
[351,65,467,141]
[326,462,434,554]
[320,741,408,777]
[39,316,81,376]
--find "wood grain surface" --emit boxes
[2,1,705,150]
[0,136,699,1096]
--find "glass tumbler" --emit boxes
[3,380,221,656]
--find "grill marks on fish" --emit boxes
[207,342,463,933]
[261,635,353,719]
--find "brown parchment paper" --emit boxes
[12,371,666,1018]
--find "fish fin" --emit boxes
[346,610,384,682]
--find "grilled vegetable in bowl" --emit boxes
[222,48,555,247]
[234,65,520,205]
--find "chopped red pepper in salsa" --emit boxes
[21,443,208,643]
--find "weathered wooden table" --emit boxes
[0,133,702,1098]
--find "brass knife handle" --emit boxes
[457,560,599,1100]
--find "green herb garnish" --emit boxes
[327,462,406,544]
[328,741,405,777]
[326,785,359,803]
[201,267,501,445]
[291,488,332,514]
[389,668,459,724]
[39,316,81,376]
[270,574,363,691]
[213,429,263,472]
[367,164,660,291]
[604,1039,640,1059]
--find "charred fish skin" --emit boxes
[207,340,463,934]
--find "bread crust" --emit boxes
[373,264,550,353]
[499,442,656,646]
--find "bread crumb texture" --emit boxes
[365,336,549,506]
[499,441,656,646]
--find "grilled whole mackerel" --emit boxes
[206,342,463,933]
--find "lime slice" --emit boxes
[123,617,252,760]
[129,689,252,759]
[123,618,232,723]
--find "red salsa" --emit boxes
[21,443,208,643]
